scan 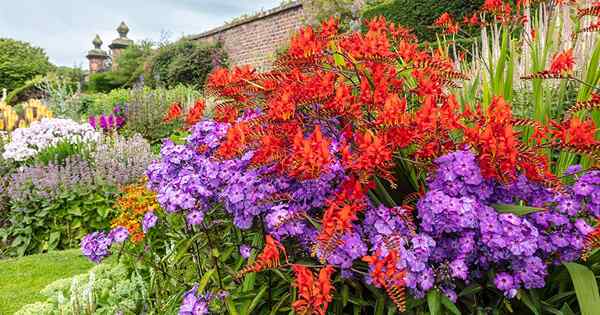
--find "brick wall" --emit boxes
[189,1,307,71]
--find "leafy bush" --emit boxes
[361,0,483,41]
[0,38,54,92]
[91,134,156,187]
[15,263,147,315]
[121,86,201,144]
[1,156,118,256]
[86,72,127,94]
[146,40,227,88]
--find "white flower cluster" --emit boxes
[2,118,101,161]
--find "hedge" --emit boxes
[361,0,483,41]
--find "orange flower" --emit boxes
[284,126,332,179]
[185,100,205,126]
[549,49,575,74]
[236,235,287,279]
[163,102,182,123]
[292,265,335,315]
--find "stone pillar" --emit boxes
[86,34,109,74]
[108,22,133,71]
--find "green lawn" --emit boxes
[0,249,94,314]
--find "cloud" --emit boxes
[0,0,280,67]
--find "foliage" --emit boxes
[0,38,54,92]
[6,67,84,105]
[121,86,201,144]
[361,0,483,41]
[146,39,227,88]
[0,249,94,314]
[15,262,147,315]
[87,42,154,93]
[91,133,156,187]
[0,156,119,256]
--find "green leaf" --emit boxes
[342,284,350,307]
[491,203,546,216]
[560,303,576,315]
[48,231,60,249]
[375,296,385,315]
[564,262,600,315]
[441,293,461,315]
[427,289,442,315]
[198,269,215,293]
[519,290,541,315]
[225,297,240,315]
[246,285,268,315]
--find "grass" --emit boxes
[0,249,94,314]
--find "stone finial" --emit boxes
[117,21,130,38]
[93,34,103,49]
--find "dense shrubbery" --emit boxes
[362,0,483,41]
[145,40,227,88]
[77,1,600,314]
[0,38,54,92]
[0,117,155,256]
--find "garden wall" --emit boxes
[189,1,306,71]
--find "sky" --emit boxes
[0,0,281,67]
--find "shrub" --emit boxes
[87,72,127,94]
[146,39,227,88]
[361,0,483,41]
[1,156,118,256]
[0,38,54,92]
[91,134,155,187]
[15,263,147,315]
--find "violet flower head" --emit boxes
[239,244,252,259]
[187,210,205,226]
[81,232,112,263]
[143,211,158,233]
[88,116,97,129]
[109,226,129,244]
[179,284,211,315]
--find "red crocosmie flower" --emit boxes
[268,88,297,121]
[549,117,598,148]
[217,123,248,159]
[289,25,326,58]
[464,96,519,181]
[464,13,480,27]
[185,100,205,127]
[285,126,332,179]
[343,130,394,182]
[434,12,460,35]
[291,265,335,315]
[549,49,575,74]
[317,178,366,259]
[236,235,287,279]
[163,102,182,123]
[362,249,407,312]
[483,0,505,13]
[213,104,239,123]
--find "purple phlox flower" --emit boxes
[187,210,205,225]
[494,272,517,298]
[565,164,582,176]
[109,226,129,244]
[142,211,158,233]
[179,284,211,315]
[239,244,252,259]
[81,232,112,263]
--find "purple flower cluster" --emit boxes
[363,150,594,299]
[80,232,112,263]
[81,226,129,263]
[179,284,215,315]
[88,105,126,132]
[147,119,343,239]
[143,211,158,233]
